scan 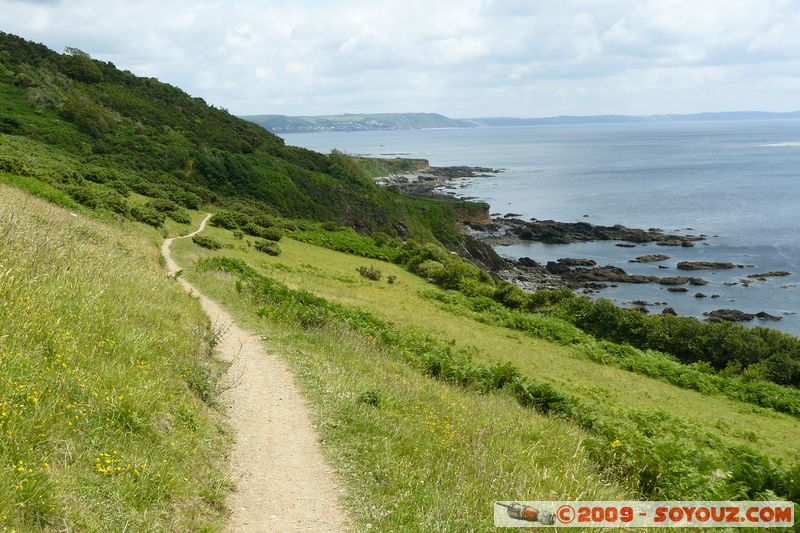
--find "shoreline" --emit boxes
[375,164,792,325]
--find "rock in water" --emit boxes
[557,257,597,267]
[747,271,791,279]
[704,309,755,322]
[677,261,736,270]
[630,254,670,263]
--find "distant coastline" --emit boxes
[244,110,800,134]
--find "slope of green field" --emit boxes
[172,227,800,463]
[167,222,799,528]
[0,187,228,531]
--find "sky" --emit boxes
[2,0,800,117]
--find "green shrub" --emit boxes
[148,198,180,213]
[66,185,101,209]
[258,227,283,242]
[130,205,165,227]
[387,275,397,284]
[169,190,202,210]
[253,240,281,256]
[232,229,244,240]
[192,234,222,250]
[210,211,239,230]
[356,265,382,281]
[168,209,191,224]
[357,389,382,407]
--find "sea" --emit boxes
[282,120,800,336]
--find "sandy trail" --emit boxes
[161,215,348,532]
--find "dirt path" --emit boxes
[161,215,349,532]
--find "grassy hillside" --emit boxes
[0,187,228,531]
[241,112,470,133]
[0,32,480,242]
[170,223,799,524]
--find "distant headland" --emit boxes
[242,110,800,134]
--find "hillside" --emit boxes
[0,32,482,243]
[241,112,471,133]
[0,188,228,530]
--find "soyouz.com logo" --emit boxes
[494,501,795,528]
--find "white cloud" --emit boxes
[1,0,798,116]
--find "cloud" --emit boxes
[1,0,798,116]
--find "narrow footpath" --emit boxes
[161,214,348,532]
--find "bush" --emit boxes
[387,275,397,284]
[192,235,222,250]
[168,209,191,224]
[210,211,239,230]
[243,223,282,241]
[130,205,165,227]
[258,227,283,242]
[99,188,129,215]
[148,198,180,213]
[253,240,281,256]
[233,230,244,240]
[66,185,101,209]
[357,389,382,407]
[169,190,202,210]
[356,265,382,281]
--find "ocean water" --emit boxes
[282,120,800,335]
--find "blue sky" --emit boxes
[3,0,799,117]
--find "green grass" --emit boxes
[0,171,81,211]
[183,263,635,531]
[171,226,800,465]
[0,187,229,531]
[171,224,800,527]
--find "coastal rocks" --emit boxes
[677,261,736,270]
[565,265,655,284]
[667,287,688,293]
[615,243,637,248]
[662,307,678,315]
[657,240,690,247]
[695,292,707,298]
[658,276,708,286]
[704,309,754,322]
[498,218,704,246]
[517,257,539,268]
[747,271,791,279]
[375,164,502,198]
[549,263,709,287]
[557,257,597,267]
[449,235,511,273]
[545,261,572,275]
[702,309,782,322]
[630,254,670,263]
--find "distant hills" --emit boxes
[241,112,470,134]
[243,110,800,134]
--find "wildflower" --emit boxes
[611,439,622,448]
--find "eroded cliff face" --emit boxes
[456,203,491,224]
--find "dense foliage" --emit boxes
[0,32,483,241]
